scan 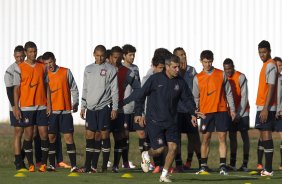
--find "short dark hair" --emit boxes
[122,44,136,55]
[223,58,234,66]
[165,54,180,66]
[42,52,56,61]
[105,49,111,59]
[273,56,282,63]
[94,45,106,53]
[152,55,165,67]
[24,41,37,51]
[153,48,171,57]
[173,47,184,55]
[258,40,271,51]
[14,45,24,53]
[111,46,123,55]
[200,50,214,61]
[152,48,172,66]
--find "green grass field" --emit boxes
[1,123,282,183]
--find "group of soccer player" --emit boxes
[4,40,282,182]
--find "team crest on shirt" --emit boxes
[100,69,107,76]
[174,84,179,91]
[24,118,29,123]
[157,138,163,145]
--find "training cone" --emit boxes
[121,173,133,178]
[198,171,210,175]
[248,171,258,175]
[68,173,79,177]
[14,173,26,177]
[17,168,28,172]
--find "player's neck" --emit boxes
[25,59,36,65]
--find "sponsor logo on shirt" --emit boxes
[157,138,163,145]
[207,90,216,96]
[29,83,38,88]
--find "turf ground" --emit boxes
[1,123,282,183]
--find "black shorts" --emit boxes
[255,111,276,131]
[19,110,48,127]
[124,113,144,131]
[85,106,111,132]
[177,113,199,134]
[200,111,231,133]
[229,116,250,132]
[10,111,19,127]
[48,113,74,134]
[274,118,282,132]
[110,113,124,132]
[146,122,179,149]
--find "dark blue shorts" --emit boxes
[200,111,231,133]
[110,113,124,132]
[48,113,74,134]
[274,117,282,132]
[124,113,144,131]
[85,105,111,132]
[255,111,276,131]
[177,113,199,134]
[19,110,48,127]
[9,111,19,127]
[229,116,250,132]
[145,122,179,149]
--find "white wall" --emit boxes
[1,0,282,125]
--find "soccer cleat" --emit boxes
[196,166,209,175]
[57,161,71,169]
[219,166,229,175]
[38,164,47,172]
[238,165,249,172]
[159,175,172,182]
[77,167,92,173]
[149,163,155,171]
[153,166,161,174]
[90,167,97,173]
[122,161,136,169]
[70,166,80,172]
[112,166,119,173]
[107,161,112,168]
[36,162,42,167]
[257,164,263,170]
[28,165,35,172]
[47,165,56,172]
[168,167,175,173]
[141,151,150,173]
[183,161,191,170]
[226,164,237,171]
[260,169,273,176]
[174,165,184,173]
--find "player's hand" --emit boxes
[80,109,86,120]
[46,105,52,117]
[233,115,240,123]
[13,107,22,121]
[195,111,206,119]
[191,115,198,127]
[111,110,118,120]
[134,116,145,127]
[72,104,78,113]
[230,111,236,121]
[259,108,268,123]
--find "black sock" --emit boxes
[201,158,208,167]
[113,140,123,167]
[175,153,183,166]
[280,141,282,167]
[230,153,236,167]
[257,139,264,165]
[92,140,101,169]
[102,138,111,170]
[122,138,129,163]
[41,140,49,165]
[187,152,193,162]
[263,140,273,172]
[243,154,249,167]
[67,144,76,167]
[15,154,22,164]
[20,148,25,161]
[48,143,56,167]
[196,153,201,167]
[220,158,227,168]
[139,138,146,153]
[23,140,34,165]
[85,139,95,171]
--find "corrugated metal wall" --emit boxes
[1,0,282,125]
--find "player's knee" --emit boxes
[48,134,57,143]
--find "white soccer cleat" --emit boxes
[141,151,150,173]
[159,175,172,182]
[260,170,273,176]
[107,161,112,168]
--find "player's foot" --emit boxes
[238,165,249,172]
[70,166,80,172]
[257,164,263,170]
[77,167,92,173]
[38,164,47,172]
[122,161,136,168]
[141,151,150,173]
[47,165,56,172]
[57,161,71,169]
[159,175,172,182]
[112,166,119,173]
[174,165,184,173]
[153,166,161,174]
[168,167,175,173]
[28,164,35,172]
[107,161,112,168]
[36,162,42,167]
[195,166,209,174]
[183,161,191,170]
[226,164,237,171]
[14,161,26,170]
[149,163,155,171]
[260,169,273,176]
[90,167,97,173]
[219,166,229,175]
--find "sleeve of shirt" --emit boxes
[4,66,14,87]
[265,62,277,85]
[109,68,119,111]
[192,76,200,109]
[181,80,196,116]
[237,74,249,117]
[123,70,141,104]
[223,72,235,111]
[81,67,88,109]
[67,69,79,106]
[277,76,282,112]
[13,65,21,86]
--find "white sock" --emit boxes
[161,169,168,177]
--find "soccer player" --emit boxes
[42,52,79,172]
[273,56,282,171]
[4,45,26,170]
[173,47,201,171]
[80,45,118,173]
[13,41,51,172]
[255,40,277,176]
[223,58,250,172]
[121,44,142,168]
[193,50,236,175]
[108,46,141,172]
[134,54,198,182]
